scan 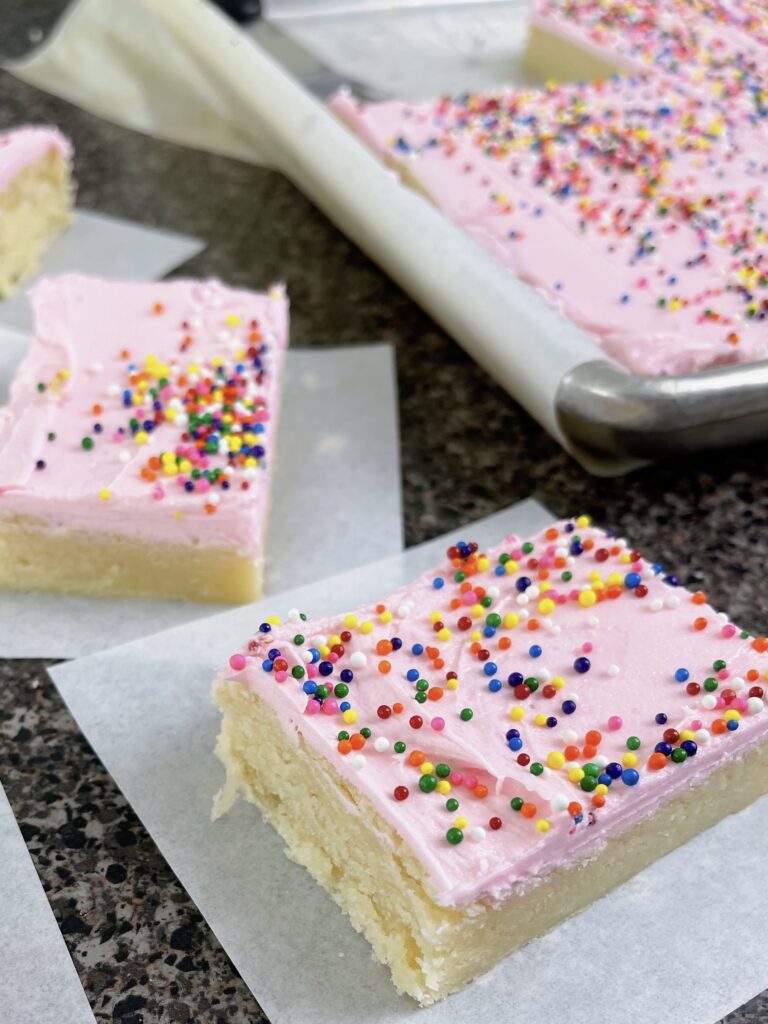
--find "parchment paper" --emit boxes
[0,210,204,332]
[0,345,402,658]
[49,496,768,1024]
[0,783,96,1024]
[7,0,611,465]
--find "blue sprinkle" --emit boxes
[562,700,577,715]
[727,719,739,731]
[529,644,542,658]
[506,729,520,740]
[606,762,623,779]
[412,643,424,656]
[681,740,698,756]
[508,736,523,751]
[433,577,445,590]
[340,701,351,712]
[574,656,591,673]
[261,659,273,672]
[303,681,317,695]
[484,626,497,638]
[625,572,642,589]
[508,672,524,687]
[483,662,498,677]
[516,577,531,592]
[319,661,334,676]
[598,773,613,786]
[258,622,272,633]
[488,679,503,693]
[655,741,672,756]
[406,669,420,682]
[340,669,353,683]
[621,768,640,786]
[655,712,668,724]
[674,668,689,682]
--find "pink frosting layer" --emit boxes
[0,126,72,192]
[0,275,289,561]
[330,0,768,375]
[217,518,768,907]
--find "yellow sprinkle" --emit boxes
[360,621,374,635]
[595,783,608,796]
[538,598,556,615]
[225,313,241,327]
[607,572,623,587]
[98,488,111,501]
[536,819,550,833]
[534,713,548,727]
[568,767,585,783]
[454,817,468,830]
[328,635,341,647]
[429,611,441,624]
[266,615,281,626]
[509,706,525,722]
[436,780,452,795]
[723,709,741,722]
[470,630,482,642]
[679,729,695,742]
[503,612,520,629]
[379,610,393,624]
[420,762,434,775]
[446,678,459,692]
[342,709,358,725]
[622,752,638,768]
[343,614,358,628]
[551,676,565,690]
[470,603,484,618]
[134,430,149,445]
[619,553,632,564]
[576,515,591,528]
[504,560,519,574]
[547,751,565,770]
[437,628,452,642]
[578,590,597,608]
[319,645,330,657]
[477,556,490,572]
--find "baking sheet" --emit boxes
[0,210,204,331]
[0,782,96,1024]
[0,344,402,658]
[48,495,768,1024]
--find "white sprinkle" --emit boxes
[207,493,220,506]
[701,694,717,710]
[469,827,486,843]
[538,667,551,682]
[118,451,131,464]
[555,546,568,559]
[486,586,500,599]
[731,676,747,692]
[374,737,390,753]
[550,624,561,635]
[89,361,103,374]
[715,611,729,624]
[594,754,609,769]
[287,608,301,622]
[607,664,620,677]
[747,697,764,715]
[527,585,540,600]
[349,652,367,669]
[301,650,314,664]
[550,794,568,812]
[695,728,711,744]
[351,754,366,770]
[107,383,120,397]
[588,616,600,628]
[650,598,664,611]
[542,619,556,632]
[562,728,578,745]
[397,604,411,619]
[516,593,530,607]
[665,594,681,609]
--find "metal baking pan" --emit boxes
[151,0,768,472]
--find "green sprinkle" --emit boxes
[446,798,459,812]
[704,677,719,692]
[446,827,464,845]
[671,748,688,763]
[580,775,598,792]
[626,736,641,751]
[419,774,438,793]
[394,741,406,754]
[360,727,371,739]
[291,665,305,680]
[293,634,305,645]
[337,730,350,741]
[334,683,349,698]
[81,436,94,450]
[460,708,474,722]
[510,797,524,812]
[435,763,451,778]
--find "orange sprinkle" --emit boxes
[545,527,559,540]
[591,794,605,808]
[585,729,602,746]
[691,591,707,605]
[473,784,489,799]
[694,617,708,631]
[91,403,102,415]
[752,637,768,653]
[648,752,667,770]
[408,750,425,766]
[376,639,393,656]
[427,687,443,701]
[392,702,404,714]
[337,740,352,755]
[712,718,727,735]
[564,745,580,761]
[567,801,582,817]
[520,802,537,819]
[378,660,391,675]
[527,619,540,631]
[152,302,164,314]
[433,658,445,670]
[498,637,512,651]
[582,743,598,759]
[350,733,365,750]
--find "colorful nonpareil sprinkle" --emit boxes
[223,517,768,876]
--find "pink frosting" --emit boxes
[0,126,72,192]
[330,1,768,376]
[0,275,289,562]
[217,518,768,907]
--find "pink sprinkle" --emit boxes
[691,719,702,731]
[228,653,246,671]
[197,478,211,493]
[721,624,737,638]
[431,717,446,731]
[464,775,478,791]
[306,664,318,678]
[715,696,725,709]
[717,668,729,680]
[328,652,339,663]
[735,698,748,712]
[462,591,477,606]
[582,642,593,653]
[304,699,320,715]
[450,772,464,786]
[151,485,164,501]
[322,699,339,716]
[608,715,623,731]
[111,431,123,443]
[274,671,288,683]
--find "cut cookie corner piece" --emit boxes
[0,126,74,299]
[213,515,768,1004]
[0,273,289,603]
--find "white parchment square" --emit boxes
[0,345,402,658]
[0,783,95,1024]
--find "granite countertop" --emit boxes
[1,3,766,1022]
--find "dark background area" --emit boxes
[1,2,766,1021]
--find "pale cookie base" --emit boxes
[522,22,624,83]
[0,514,262,603]
[213,681,768,1005]
[0,149,73,299]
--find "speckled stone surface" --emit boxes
[1,2,767,1022]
